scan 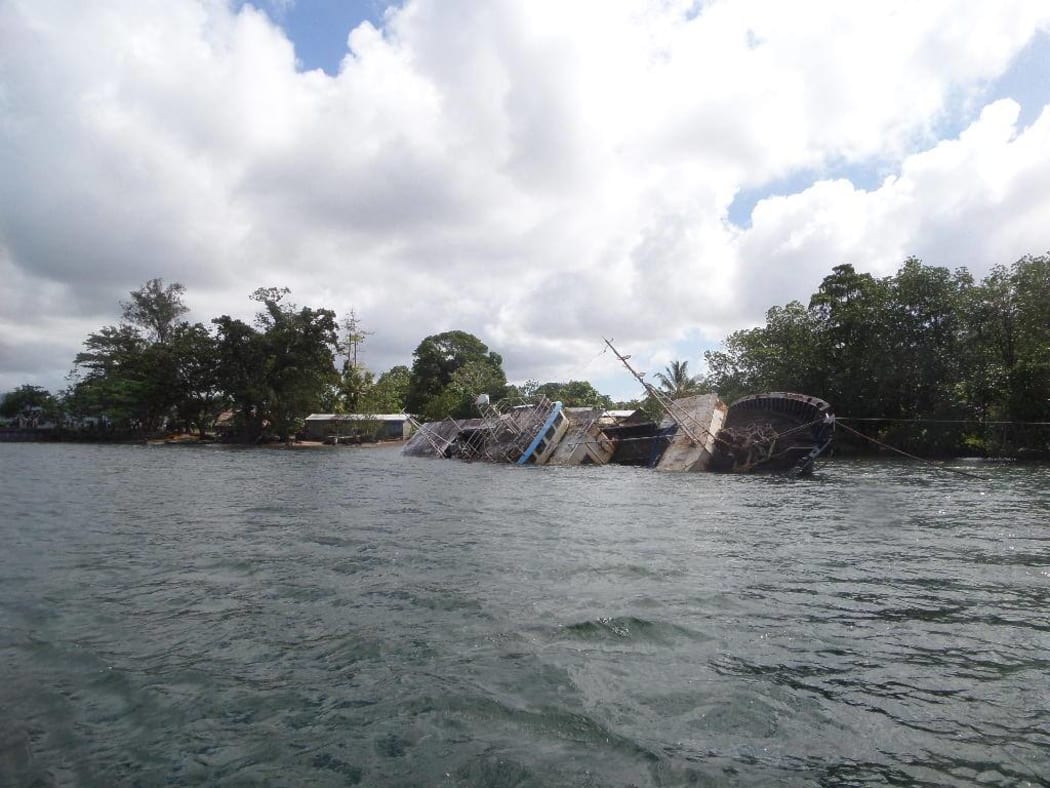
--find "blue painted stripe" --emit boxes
[516,401,563,465]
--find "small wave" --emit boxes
[559,616,701,644]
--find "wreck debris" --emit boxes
[714,422,781,471]
[653,393,727,472]
[546,407,617,466]
[402,341,835,475]
[402,396,569,464]
[710,392,835,475]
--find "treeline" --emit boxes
[6,254,1049,455]
[703,255,1050,457]
[0,280,620,442]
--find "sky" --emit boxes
[2,0,1050,402]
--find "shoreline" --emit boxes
[0,432,409,449]
[0,433,1044,462]
[149,437,410,450]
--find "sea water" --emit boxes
[1,443,1047,786]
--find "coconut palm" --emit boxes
[654,360,703,399]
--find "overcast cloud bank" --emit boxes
[2,0,1049,399]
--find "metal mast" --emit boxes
[602,337,712,446]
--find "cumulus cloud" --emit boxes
[735,99,1050,316]
[2,0,1049,398]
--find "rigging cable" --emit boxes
[835,420,988,482]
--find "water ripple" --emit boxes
[1,446,1048,786]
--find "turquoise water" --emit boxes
[1,444,1048,786]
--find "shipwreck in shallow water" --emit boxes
[403,340,835,475]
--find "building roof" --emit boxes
[304,413,408,422]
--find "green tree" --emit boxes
[700,253,1050,456]
[516,379,540,400]
[704,327,763,403]
[704,302,823,403]
[212,315,270,441]
[70,323,174,432]
[0,385,60,421]
[885,259,970,414]
[963,254,1050,445]
[1004,254,1050,423]
[169,322,223,437]
[338,363,375,413]
[364,365,411,413]
[807,263,891,417]
[654,360,705,399]
[120,278,188,343]
[966,263,1017,418]
[213,294,336,443]
[405,330,507,418]
[426,359,507,420]
[531,380,613,408]
[69,279,193,434]
[335,309,378,413]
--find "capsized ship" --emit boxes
[710,392,835,474]
[402,340,835,476]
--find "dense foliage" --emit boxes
[211,288,340,442]
[62,281,342,441]
[510,380,614,409]
[2,281,604,441]
[5,254,1049,456]
[0,385,60,421]
[405,331,509,421]
[704,255,1050,456]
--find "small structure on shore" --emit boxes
[302,413,411,442]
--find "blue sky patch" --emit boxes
[246,0,396,74]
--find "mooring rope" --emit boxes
[835,420,988,481]
[770,416,826,440]
[839,417,1050,426]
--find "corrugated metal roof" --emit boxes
[304,413,408,422]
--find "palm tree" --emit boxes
[654,360,703,399]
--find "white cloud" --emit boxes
[2,0,1050,400]
[735,99,1050,318]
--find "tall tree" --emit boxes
[364,365,411,413]
[212,315,269,441]
[70,323,174,432]
[69,280,196,434]
[884,259,969,416]
[654,360,703,399]
[338,364,375,413]
[336,310,376,413]
[405,330,507,419]
[808,263,891,417]
[532,380,613,408]
[704,327,764,403]
[213,289,340,443]
[120,278,188,344]
[0,385,59,422]
[169,322,223,437]
[964,255,1050,432]
[694,254,1050,456]
[1005,254,1050,423]
[704,302,822,402]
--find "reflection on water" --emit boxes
[1,444,1048,786]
